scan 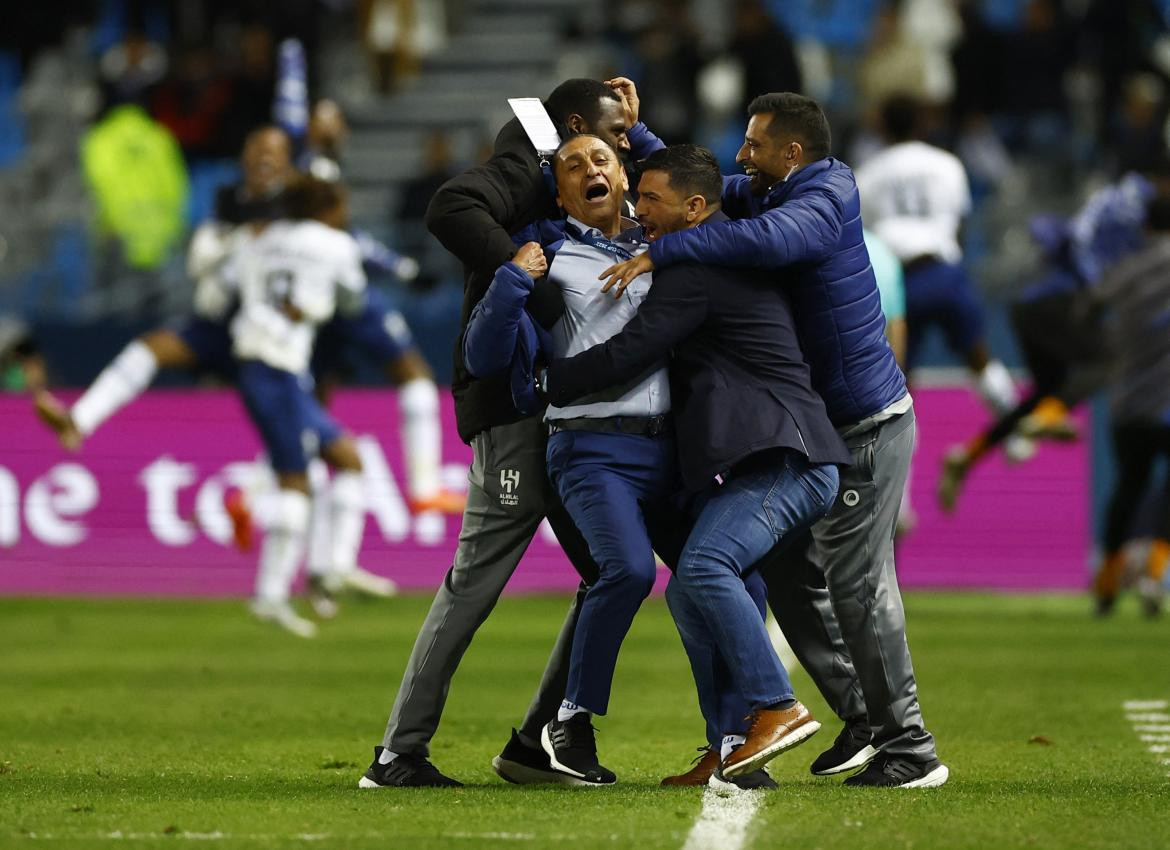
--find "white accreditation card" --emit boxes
[507,97,562,156]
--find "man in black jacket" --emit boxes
[359,80,635,788]
[539,145,851,783]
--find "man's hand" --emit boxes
[605,77,640,127]
[513,241,548,280]
[599,253,654,298]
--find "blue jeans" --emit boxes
[546,429,679,715]
[673,450,839,717]
[666,570,767,750]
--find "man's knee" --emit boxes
[675,548,733,587]
[600,556,657,598]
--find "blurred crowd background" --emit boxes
[0,0,1167,389]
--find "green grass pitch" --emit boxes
[1,592,1167,849]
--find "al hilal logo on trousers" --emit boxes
[499,469,520,506]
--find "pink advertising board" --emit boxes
[0,387,1089,596]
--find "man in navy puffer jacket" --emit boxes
[603,85,947,788]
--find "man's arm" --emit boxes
[627,121,666,160]
[719,174,757,220]
[425,144,548,278]
[462,242,546,377]
[545,266,708,406]
[649,183,845,270]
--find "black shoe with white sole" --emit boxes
[540,716,616,786]
[492,728,596,786]
[810,722,878,776]
[843,753,949,788]
[709,766,778,791]
[358,747,463,788]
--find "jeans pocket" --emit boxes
[786,456,839,517]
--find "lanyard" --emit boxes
[564,222,638,262]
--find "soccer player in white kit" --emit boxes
[225,177,372,637]
[855,96,1022,433]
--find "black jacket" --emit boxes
[545,213,851,492]
[425,117,560,443]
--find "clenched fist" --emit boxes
[513,241,548,280]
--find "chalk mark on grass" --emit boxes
[681,787,762,850]
[1124,700,1170,776]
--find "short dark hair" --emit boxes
[282,175,345,220]
[747,92,832,160]
[545,79,621,130]
[879,95,922,143]
[639,144,722,204]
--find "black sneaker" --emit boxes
[540,716,616,785]
[843,753,949,788]
[358,747,463,788]
[810,722,877,776]
[708,766,778,791]
[492,728,596,786]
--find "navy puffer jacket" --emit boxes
[630,124,906,427]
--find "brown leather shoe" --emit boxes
[722,701,821,778]
[661,747,720,786]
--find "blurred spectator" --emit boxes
[1083,0,1168,147]
[98,28,167,109]
[730,0,802,116]
[82,104,188,271]
[1114,74,1169,177]
[360,0,447,94]
[219,23,277,159]
[857,2,932,108]
[399,131,455,225]
[951,0,1001,125]
[396,130,457,288]
[628,0,702,144]
[150,43,236,159]
[996,0,1075,151]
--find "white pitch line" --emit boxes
[681,787,763,850]
[1123,700,1170,777]
[1123,701,1168,710]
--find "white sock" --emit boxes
[721,734,746,762]
[255,488,310,603]
[976,360,1017,415]
[329,470,366,576]
[305,459,332,578]
[71,340,158,437]
[557,700,589,722]
[378,749,398,765]
[398,378,442,500]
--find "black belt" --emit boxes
[548,414,671,437]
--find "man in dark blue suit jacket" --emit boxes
[600,85,948,788]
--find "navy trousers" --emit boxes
[545,429,680,715]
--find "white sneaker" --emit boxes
[249,598,318,638]
[1138,576,1165,618]
[337,566,399,598]
[307,576,340,619]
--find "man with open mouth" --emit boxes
[462,133,677,785]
